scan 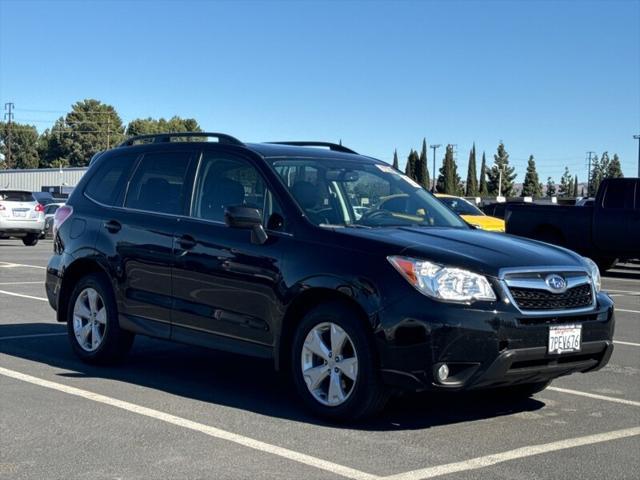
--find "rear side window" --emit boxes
[85,153,137,206]
[124,151,193,215]
[602,181,635,209]
[0,191,34,202]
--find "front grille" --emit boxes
[509,283,593,311]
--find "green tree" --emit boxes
[546,177,556,197]
[588,154,600,196]
[405,149,418,180]
[436,144,462,194]
[573,175,579,197]
[0,122,40,169]
[487,142,516,196]
[465,143,478,196]
[558,167,573,197]
[392,149,399,170]
[479,151,488,196]
[521,155,543,197]
[48,99,125,166]
[417,138,430,190]
[125,116,202,137]
[606,154,623,178]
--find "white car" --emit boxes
[0,190,46,246]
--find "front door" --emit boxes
[171,149,289,353]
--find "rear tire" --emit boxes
[66,273,134,364]
[22,234,39,246]
[291,301,389,421]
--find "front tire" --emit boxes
[66,273,134,364]
[22,233,38,246]
[291,302,388,421]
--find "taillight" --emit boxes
[35,203,45,213]
[52,205,73,237]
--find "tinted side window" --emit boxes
[191,152,284,229]
[85,153,137,206]
[602,181,635,209]
[124,151,193,215]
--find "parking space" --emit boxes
[1,239,639,479]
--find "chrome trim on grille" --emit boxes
[498,266,597,316]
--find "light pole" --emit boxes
[634,135,640,177]
[497,166,503,198]
[430,144,441,192]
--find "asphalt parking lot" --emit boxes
[0,239,638,480]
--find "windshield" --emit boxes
[271,159,467,228]
[438,196,484,216]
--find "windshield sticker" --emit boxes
[375,164,421,188]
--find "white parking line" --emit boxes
[0,289,47,302]
[0,262,46,270]
[0,281,43,285]
[383,427,640,480]
[606,289,640,294]
[614,340,640,347]
[0,366,378,480]
[0,333,66,341]
[1,364,640,480]
[548,387,640,407]
[616,308,640,315]
[603,277,640,284]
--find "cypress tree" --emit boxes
[479,151,488,196]
[487,142,517,196]
[392,149,399,170]
[588,155,600,196]
[405,150,415,179]
[546,177,556,197]
[418,138,430,190]
[465,143,478,196]
[573,175,579,197]
[607,154,623,178]
[437,144,462,194]
[522,155,542,198]
[559,167,572,197]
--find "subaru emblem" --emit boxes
[545,274,567,293]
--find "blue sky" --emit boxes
[1,0,638,182]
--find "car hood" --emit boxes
[336,226,585,277]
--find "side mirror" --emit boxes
[224,205,268,244]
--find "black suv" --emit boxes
[46,132,614,420]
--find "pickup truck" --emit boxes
[506,178,640,270]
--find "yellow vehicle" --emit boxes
[435,194,505,232]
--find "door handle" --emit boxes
[177,234,197,250]
[103,220,121,233]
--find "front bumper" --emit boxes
[375,291,615,392]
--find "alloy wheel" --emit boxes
[73,287,107,352]
[301,322,358,406]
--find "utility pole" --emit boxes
[586,151,595,195]
[430,144,441,192]
[634,135,640,177]
[3,102,14,168]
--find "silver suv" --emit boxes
[0,190,46,245]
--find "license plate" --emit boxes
[12,209,27,218]
[548,324,582,354]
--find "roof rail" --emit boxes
[265,141,358,154]
[118,132,244,147]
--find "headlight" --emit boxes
[583,257,601,292]
[387,256,496,303]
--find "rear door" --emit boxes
[91,148,197,338]
[593,179,637,254]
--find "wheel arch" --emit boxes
[275,286,375,372]
[57,257,111,323]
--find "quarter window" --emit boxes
[85,153,137,206]
[124,151,193,215]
